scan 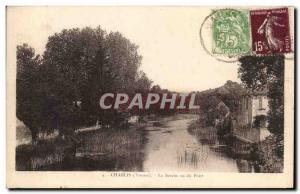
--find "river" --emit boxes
[19,114,255,172]
[143,114,239,172]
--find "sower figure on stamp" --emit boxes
[257,12,285,52]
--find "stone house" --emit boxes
[236,88,269,128]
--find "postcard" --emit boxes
[6,6,295,188]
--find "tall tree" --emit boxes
[42,26,150,127]
[16,44,43,142]
[135,71,153,93]
[17,26,152,137]
[104,32,142,93]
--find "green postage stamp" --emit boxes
[212,9,251,55]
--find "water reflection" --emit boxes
[236,159,254,172]
[176,144,209,168]
[143,115,239,172]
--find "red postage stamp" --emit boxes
[250,8,291,55]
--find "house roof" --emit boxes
[251,87,268,95]
[242,87,268,96]
[216,101,230,111]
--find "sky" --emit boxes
[7,6,240,92]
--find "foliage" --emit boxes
[16,26,152,141]
[254,135,284,172]
[218,80,247,113]
[17,44,43,141]
[196,80,245,126]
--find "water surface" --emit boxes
[143,114,239,172]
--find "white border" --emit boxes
[2,0,299,193]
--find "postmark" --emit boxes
[212,9,251,56]
[250,8,291,55]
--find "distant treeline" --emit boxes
[194,80,246,126]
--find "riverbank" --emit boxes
[16,137,76,170]
[17,112,177,170]
[16,125,147,171]
[16,114,283,172]
[16,113,181,170]
[187,119,284,173]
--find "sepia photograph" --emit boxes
[6,6,295,188]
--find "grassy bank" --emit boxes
[72,127,147,171]
[16,137,76,170]
[16,125,147,171]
